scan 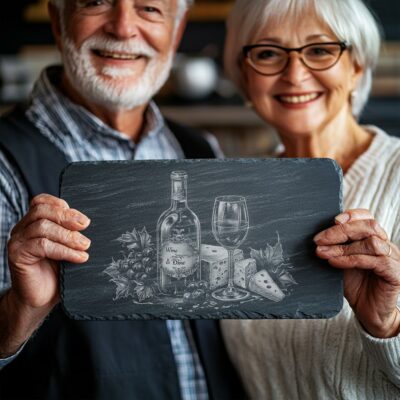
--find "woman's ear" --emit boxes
[351,61,364,90]
[348,62,365,109]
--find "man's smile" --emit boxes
[93,49,146,61]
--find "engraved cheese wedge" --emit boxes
[248,269,285,302]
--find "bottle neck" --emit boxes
[171,178,188,209]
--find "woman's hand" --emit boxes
[314,209,400,338]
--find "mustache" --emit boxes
[81,36,157,58]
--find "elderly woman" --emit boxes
[222,0,400,398]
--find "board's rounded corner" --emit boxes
[59,162,78,198]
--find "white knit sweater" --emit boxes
[222,127,400,400]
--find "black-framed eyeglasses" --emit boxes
[242,42,349,76]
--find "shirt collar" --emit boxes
[27,66,166,146]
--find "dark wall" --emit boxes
[0,1,399,54]
[367,0,400,39]
[1,1,399,135]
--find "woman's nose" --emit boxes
[104,1,139,40]
[280,53,312,85]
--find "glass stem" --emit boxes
[227,249,234,289]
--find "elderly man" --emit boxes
[0,1,243,399]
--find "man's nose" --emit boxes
[104,1,140,40]
[281,52,311,85]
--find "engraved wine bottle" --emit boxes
[157,171,201,296]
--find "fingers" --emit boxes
[386,242,400,260]
[327,255,400,286]
[334,209,374,224]
[30,193,70,210]
[12,198,90,236]
[316,236,394,259]
[9,193,91,266]
[314,219,387,245]
[314,207,400,283]
[22,219,91,251]
[9,238,89,266]
[16,204,89,232]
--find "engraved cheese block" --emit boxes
[200,244,244,290]
[248,269,285,302]
[233,258,257,289]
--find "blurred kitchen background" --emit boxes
[0,0,399,156]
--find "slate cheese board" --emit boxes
[60,159,343,320]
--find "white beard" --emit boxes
[61,34,174,111]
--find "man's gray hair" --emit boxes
[224,0,381,118]
[49,0,194,23]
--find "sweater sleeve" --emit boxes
[346,131,400,388]
[356,320,400,387]
[354,135,400,388]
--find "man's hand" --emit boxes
[314,209,400,338]
[0,194,91,358]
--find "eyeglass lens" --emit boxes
[247,43,344,74]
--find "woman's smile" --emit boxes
[274,91,323,108]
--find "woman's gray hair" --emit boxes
[224,0,382,117]
[49,0,194,23]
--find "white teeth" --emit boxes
[279,93,319,104]
[97,50,139,60]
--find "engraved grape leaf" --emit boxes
[116,227,152,251]
[103,258,121,279]
[116,228,141,249]
[250,233,284,273]
[134,282,160,302]
[264,241,284,272]
[277,271,297,287]
[110,276,136,300]
[138,227,152,250]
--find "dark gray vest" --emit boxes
[0,107,244,400]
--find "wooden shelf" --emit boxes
[24,0,48,22]
[188,3,233,21]
[24,0,234,22]
[160,105,265,127]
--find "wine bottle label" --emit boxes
[161,240,198,280]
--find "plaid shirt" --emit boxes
[0,66,214,400]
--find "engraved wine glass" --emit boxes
[211,196,250,301]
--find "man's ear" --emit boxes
[48,2,63,52]
[173,13,188,52]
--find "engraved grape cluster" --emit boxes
[103,227,159,302]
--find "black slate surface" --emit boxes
[60,159,343,320]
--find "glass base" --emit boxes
[212,286,249,302]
